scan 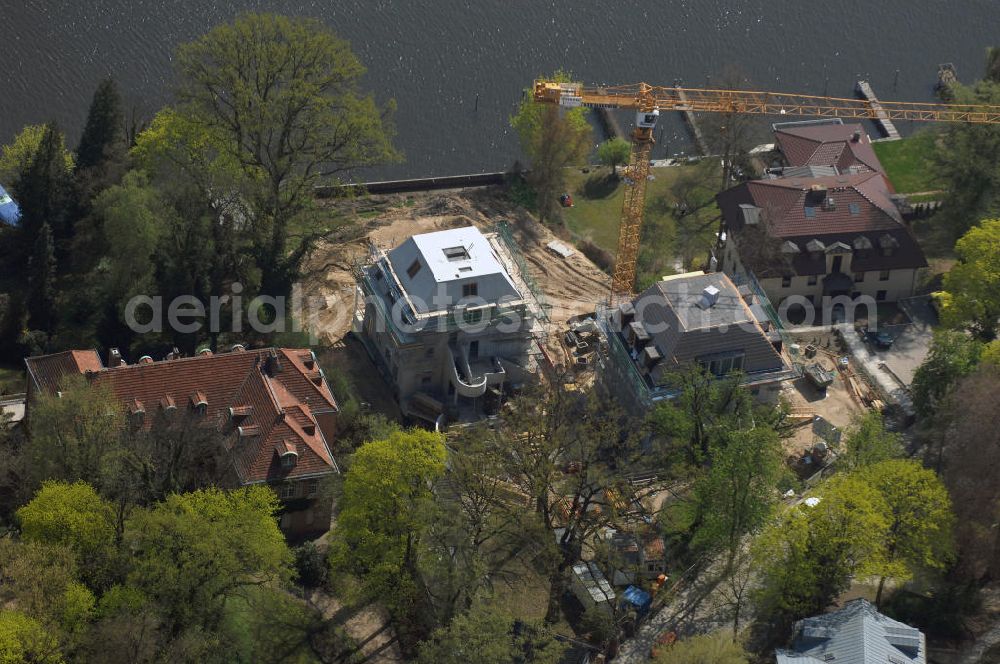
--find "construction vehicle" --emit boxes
[532,80,1000,299]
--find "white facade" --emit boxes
[355,226,541,424]
[721,233,919,312]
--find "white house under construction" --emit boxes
[354,225,543,424]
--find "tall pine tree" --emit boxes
[27,222,56,333]
[13,122,72,262]
[76,78,125,174]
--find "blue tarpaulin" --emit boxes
[0,184,20,226]
[621,585,652,616]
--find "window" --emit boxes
[854,272,865,283]
[463,308,484,325]
[781,275,792,288]
[879,269,890,281]
[306,479,319,497]
[848,202,861,215]
[647,563,659,572]
[699,352,745,377]
[462,282,478,297]
[281,454,297,469]
[279,483,297,500]
[406,259,422,279]
[804,206,816,218]
[876,290,887,301]
[807,275,818,286]
[443,246,470,261]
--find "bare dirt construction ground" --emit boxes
[301,188,611,367]
[780,330,868,458]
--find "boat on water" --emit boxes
[0,183,20,226]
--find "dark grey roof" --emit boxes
[629,272,786,375]
[776,599,926,664]
[652,272,752,331]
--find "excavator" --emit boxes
[532,80,1000,300]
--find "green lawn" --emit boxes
[872,130,945,194]
[560,161,721,289]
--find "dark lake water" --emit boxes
[1,1,996,179]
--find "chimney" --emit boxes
[108,348,124,367]
[808,184,828,204]
[166,347,180,361]
[264,350,282,377]
[697,285,721,309]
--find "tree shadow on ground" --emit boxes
[579,173,620,200]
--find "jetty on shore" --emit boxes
[674,86,709,155]
[855,80,901,141]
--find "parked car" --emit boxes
[861,327,894,349]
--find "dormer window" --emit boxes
[853,235,873,259]
[879,233,899,257]
[229,405,252,423]
[190,391,208,415]
[806,239,826,261]
[278,441,299,469]
[128,399,145,427]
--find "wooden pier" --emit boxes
[855,80,901,141]
[675,86,710,155]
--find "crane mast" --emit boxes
[533,79,1000,299]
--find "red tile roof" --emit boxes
[717,172,927,276]
[25,350,103,393]
[775,123,885,174]
[26,347,339,484]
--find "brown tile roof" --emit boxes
[717,172,927,276]
[25,350,103,393]
[26,347,339,484]
[774,123,885,175]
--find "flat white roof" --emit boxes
[409,226,507,283]
[386,226,522,314]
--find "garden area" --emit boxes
[559,160,722,290]
[872,129,945,195]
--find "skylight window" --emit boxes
[407,259,422,279]
[804,206,816,218]
[443,246,470,261]
[848,202,861,215]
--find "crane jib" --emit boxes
[532,78,1000,298]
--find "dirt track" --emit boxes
[302,189,611,365]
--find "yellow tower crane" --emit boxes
[532,80,1000,299]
